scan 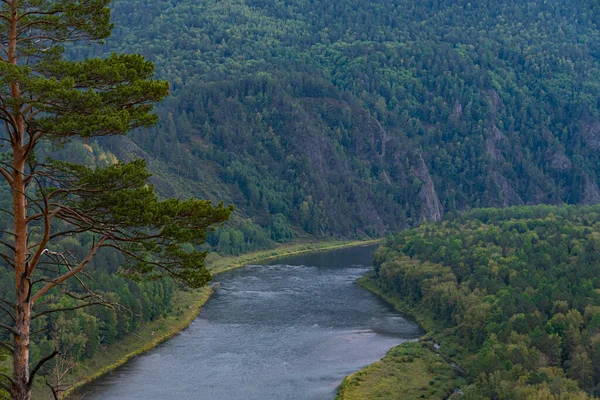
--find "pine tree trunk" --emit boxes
[8,3,31,396]
[12,151,32,400]
[12,292,31,400]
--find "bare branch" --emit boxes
[31,237,107,304]
[0,208,14,217]
[47,227,88,241]
[32,302,109,320]
[27,179,55,275]
[28,350,58,388]
[0,166,12,187]
[0,341,14,354]
[0,299,15,308]
[45,380,59,400]
[0,302,15,322]
[0,240,16,252]
[30,289,69,309]
[44,337,79,399]
[0,253,15,269]
[0,322,17,336]
[0,372,13,387]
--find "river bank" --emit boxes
[56,238,380,399]
[335,275,462,400]
[77,242,421,400]
[60,287,213,399]
[205,238,382,274]
[336,342,456,400]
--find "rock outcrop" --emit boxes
[413,154,443,222]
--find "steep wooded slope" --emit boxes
[77,0,600,240]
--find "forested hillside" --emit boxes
[68,0,600,244]
[2,2,600,396]
[363,205,600,398]
[0,113,193,398]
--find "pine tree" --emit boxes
[0,1,232,398]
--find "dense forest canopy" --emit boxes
[2,0,600,397]
[369,205,600,398]
[63,0,600,246]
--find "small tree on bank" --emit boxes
[0,1,232,399]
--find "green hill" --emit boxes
[66,0,600,245]
[3,1,600,396]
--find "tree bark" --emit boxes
[9,2,31,396]
[12,151,32,400]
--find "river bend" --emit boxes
[82,245,422,399]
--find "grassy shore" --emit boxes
[336,342,456,400]
[205,238,381,274]
[356,275,437,334]
[58,287,212,399]
[357,275,468,363]
[334,275,464,400]
[52,238,380,399]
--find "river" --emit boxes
[81,245,422,399]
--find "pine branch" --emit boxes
[0,322,17,336]
[32,302,109,320]
[0,372,13,386]
[0,302,15,322]
[0,381,11,395]
[0,341,14,354]
[28,350,58,388]
[31,236,106,304]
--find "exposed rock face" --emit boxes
[491,171,524,207]
[413,154,443,222]
[108,136,148,161]
[486,125,507,162]
[304,132,330,176]
[485,125,523,206]
[542,127,555,143]
[550,153,572,171]
[487,89,503,115]
[582,173,600,205]
[382,170,392,184]
[105,136,181,198]
[288,97,392,235]
[365,112,391,159]
[581,119,600,149]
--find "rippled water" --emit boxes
[81,245,422,400]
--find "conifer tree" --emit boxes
[0,1,232,398]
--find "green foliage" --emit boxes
[32,53,169,137]
[28,272,178,375]
[269,213,293,243]
[371,205,600,398]
[65,0,600,239]
[0,0,231,395]
[206,220,274,256]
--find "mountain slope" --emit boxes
[77,0,600,239]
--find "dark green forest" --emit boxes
[368,205,600,398]
[67,0,600,249]
[3,0,600,396]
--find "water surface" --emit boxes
[82,245,422,400]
